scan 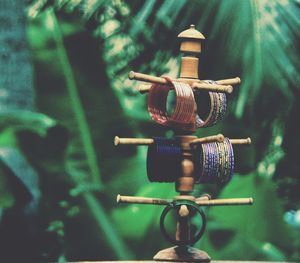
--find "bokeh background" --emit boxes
[0,0,299,262]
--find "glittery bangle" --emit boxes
[221,138,234,183]
[213,92,227,125]
[194,80,227,128]
[215,140,226,183]
[194,138,234,184]
[195,142,218,183]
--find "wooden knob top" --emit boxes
[178,24,205,40]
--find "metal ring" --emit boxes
[160,200,206,246]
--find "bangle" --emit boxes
[148,77,196,131]
[194,80,227,128]
[147,137,182,182]
[160,200,206,245]
[194,138,234,184]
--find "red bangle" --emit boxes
[148,77,196,130]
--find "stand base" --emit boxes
[153,246,211,262]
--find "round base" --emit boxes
[153,245,211,262]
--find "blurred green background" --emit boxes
[0,0,299,262]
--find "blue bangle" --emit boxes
[147,137,182,182]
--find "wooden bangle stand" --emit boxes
[115,25,253,262]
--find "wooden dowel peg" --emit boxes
[129,71,167,85]
[216,77,241,86]
[138,84,152,94]
[138,80,239,94]
[195,194,211,202]
[139,81,233,94]
[117,195,171,205]
[130,71,233,94]
[230,137,251,145]
[196,197,253,206]
[190,134,224,145]
[192,82,233,94]
[179,205,190,217]
[114,136,154,146]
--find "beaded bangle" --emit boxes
[215,140,226,183]
[194,138,234,184]
[194,80,227,128]
[222,138,234,183]
[203,142,215,183]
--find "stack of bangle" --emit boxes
[147,137,182,182]
[148,77,196,130]
[194,80,227,128]
[194,138,234,184]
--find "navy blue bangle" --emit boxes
[147,137,182,182]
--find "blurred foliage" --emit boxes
[0,0,299,262]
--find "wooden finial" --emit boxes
[177,25,205,80]
[178,24,205,42]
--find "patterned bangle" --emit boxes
[194,138,234,184]
[222,138,234,183]
[195,142,218,183]
[215,140,225,183]
[213,92,227,126]
[194,80,227,128]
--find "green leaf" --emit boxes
[27,9,134,259]
[0,167,15,209]
[200,171,291,260]
[0,110,58,137]
[0,147,41,210]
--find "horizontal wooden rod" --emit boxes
[196,197,253,206]
[114,136,154,146]
[191,82,233,93]
[115,136,251,146]
[129,71,167,84]
[190,134,224,144]
[117,195,253,206]
[138,84,152,93]
[195,194,211,202]
[138,76,240,93]
[230,138,251,145]
[216,77,241,85]
[117,195,171,205]
[130,71,233,94]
